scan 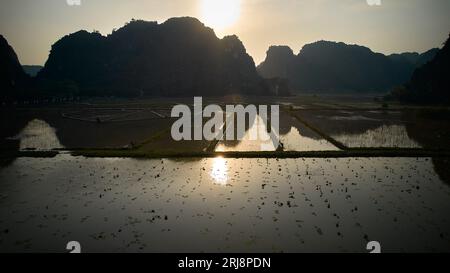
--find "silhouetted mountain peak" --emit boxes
[162,16,207,29]
[57,30,104,44]
[0,34,23,72]
[222,35,249,57]
[393,34,450,104]
[258,39,440,93]
[300,40,373,55]
[159,17,218,42]
[389,52,420,64]
[267,46,294,59]
[257,46,294,79]
[0,34,28,99]
[297,41,385,66]
[389,48,439,67]
[37,18,271,97]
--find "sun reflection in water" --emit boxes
[210,157,228,185]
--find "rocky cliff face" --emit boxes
[38,17,270,97]
[0,35,29,100]
[405,35,450,104]
[258,41,439,93]
[258,46,295,79]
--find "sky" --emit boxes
[0,0,449,65]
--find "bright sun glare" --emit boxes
[201,0,241,31]
[211,157,228,185]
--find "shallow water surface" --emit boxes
[0,155,449,253]
[8,119,63,150]
[280,127,339,151]
[215,115,278,152]
[333,125,422,148]
[297,110,425,148]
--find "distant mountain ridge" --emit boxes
[258,41,439,93]
[388,48,439,67]
[22,65,43,77]
[37,17,272,97]
[392,35,450,104]
[1,19,445,101]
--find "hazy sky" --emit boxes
[1,0,449,65]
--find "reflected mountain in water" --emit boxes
[1,110,170,150]
[215,114,278,152]
[404,112,450,184]
[1,108,449,187]
[334,124,421,148]
[280,127,339,151]
[297,110,424,148]
[8,119,63,150]
[278,111,340,151]
[216,111,338,152]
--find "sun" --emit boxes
[200,0,241,31]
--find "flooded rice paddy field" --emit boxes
[215,111,339,152]
[2,96,449,152]
[278,112,339,151]
[0,155,449,253]
[295,109,449,148]
[1,97,449,253]
[0,109,172,150]
[1,107,341,153]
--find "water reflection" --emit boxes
[280,127,340,151]
[210,157,228,185]
[8,119,63,150]
[215,115,277,152]
[296,110,424,148]
[1,156,449,252]
[333,125,421,148]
